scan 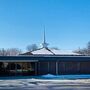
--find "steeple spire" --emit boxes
[42,27,48,48]
[44,27,46,44]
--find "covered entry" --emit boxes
[0,62,37,76]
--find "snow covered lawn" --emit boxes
[0,78,90,90]
[0,75,90,90]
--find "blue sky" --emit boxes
[0,0,90,51]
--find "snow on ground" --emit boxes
[32,48,53,55]
[0,74,90,90]
[0,78,90,90]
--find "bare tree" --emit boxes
[0,48,22,56]
[26,44,38,51]
[74,41,90,55]
[51,47,59,50]
[6,48,22,56]
[87,41,90,54]
[74,48,87,55]
[0,48,7,56]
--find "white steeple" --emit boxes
[42,27,49,48]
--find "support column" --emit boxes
[35,62,37,75]
[9,62,11,76]
[2,62,4,73]
[63,62,66,74]
[48,62,49,73]
[26,62,28,75]
[15,62,17,76]
[77,62,80,73]
[38,62,40,75]
[56,61,58,75]
[3,62,6,76]
[27,62,29,75]
[21,62,23,76]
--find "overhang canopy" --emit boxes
[0,55,89,62]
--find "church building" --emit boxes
[0,31,90,76]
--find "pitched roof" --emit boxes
[21,47,80,55]
[20,52,33,55]
[51,49,80,55]
[31,48,55,55]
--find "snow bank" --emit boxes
[38,74,90,79]
[42,74,57,78]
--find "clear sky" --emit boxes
[0,0,90,51]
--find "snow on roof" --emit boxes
[31,48,80,55]
[31,48,54,55]
[51,49,80,55]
